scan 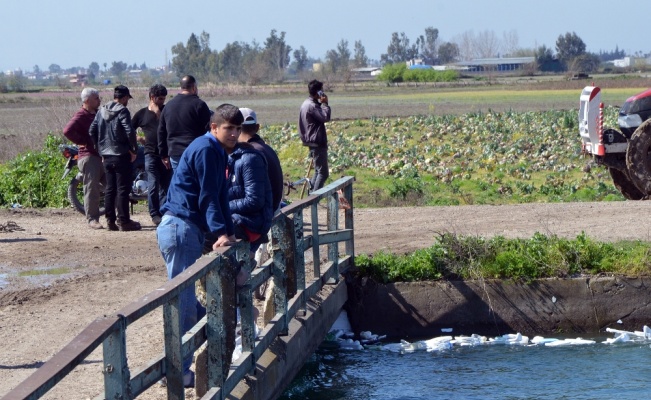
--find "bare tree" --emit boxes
[475,30,501,58]
[501,30,519,57]
[455,31,476,61]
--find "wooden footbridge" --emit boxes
[2,176,355,400]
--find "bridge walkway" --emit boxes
[2,176,355,400]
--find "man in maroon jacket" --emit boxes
[63,88,105,229]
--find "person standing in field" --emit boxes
[89,85,141,232]
[131,84,171,226]
[157,75,212,171]
[63,87,105,229]
[298,79,331,191]
[156,104,241,387]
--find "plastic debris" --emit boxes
[544,338,596,347]
[325,323,651,354]
[531,336,558,345]
[487,333,529,345]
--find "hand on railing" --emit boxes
[212,234,237,250]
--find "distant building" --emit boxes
[612,57,649,68]
[455,57,535,72]
[351,67,381,77]
[68,74,88,86]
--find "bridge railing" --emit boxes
[2,176,355,400]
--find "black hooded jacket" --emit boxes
[89,101,137,157]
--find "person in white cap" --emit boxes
[238,107,284,210]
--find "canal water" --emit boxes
[280,335,651,399]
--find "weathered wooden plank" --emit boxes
[102,316,130,399]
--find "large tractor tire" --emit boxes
[626,119,651,197]
[67,176,106,216]
[608,168,645,200]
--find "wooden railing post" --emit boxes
[163,293,184,399]
[236,241,256,363]
[271,216,289,335]
[343,183,355,259]
[310,203,320,277]
[293,209,306,292]
[102,316,131,399]
[205,254,235,391]
[326,192,339,283]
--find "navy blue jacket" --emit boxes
[162,133,234,237]
[247,134,284,209]
[228,143,273,235]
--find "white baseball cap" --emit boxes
[239,107,257,125]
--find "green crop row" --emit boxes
[0,106,625,209]
[263,107,624,207]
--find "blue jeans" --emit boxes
[156,214,205,374]
[309,146,329,190]
[145,154,172,218]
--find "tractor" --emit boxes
[579,86,651,199]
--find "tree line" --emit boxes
[0,27,642,91]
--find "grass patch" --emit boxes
[354,232,651,283]
[18,267,71,277]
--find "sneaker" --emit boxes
[158,371,195,388]
[184,371,195,388]
[117,220,142,231]
[152,215,162,226]
[88,220,104,230]
[106,221,119,231]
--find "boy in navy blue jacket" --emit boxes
[156,104,241,387]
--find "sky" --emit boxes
[2,0,651,73]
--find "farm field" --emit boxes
[3,76,650,208]
[3,76,651,398]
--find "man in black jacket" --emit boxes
[132,84,170,226]
[89,85,141,231]
[157,75,212,171]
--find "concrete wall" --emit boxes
[345,276,651,339]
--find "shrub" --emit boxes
[0,134,68,208]
[376,63,407,83]
[354,232,651,283]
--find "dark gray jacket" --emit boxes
[90,101,137,157]
[299,97,330,148]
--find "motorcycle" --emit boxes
[59,144,149,215]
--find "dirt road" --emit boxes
[1,201,651,398]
